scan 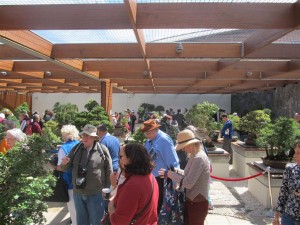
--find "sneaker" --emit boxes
[208,204,214,210]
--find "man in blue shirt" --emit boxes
[97,124,120,172]
[141,119,179,214]
[221,114,233,164]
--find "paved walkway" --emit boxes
[44,165,274,225]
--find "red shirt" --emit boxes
[111,173,159,225]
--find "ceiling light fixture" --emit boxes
[143,70,152,78]
[176,43,183,54]
[246,71,253,77]
[44,71,52,77]
[0,71,8,76]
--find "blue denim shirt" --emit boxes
[100,133,120,172]
[144,130,179,177]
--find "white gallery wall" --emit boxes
[32,93,231,115]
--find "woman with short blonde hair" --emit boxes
[57,125,80,225]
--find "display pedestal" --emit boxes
[208,148,230,178]
[232,142,266,177]
[247,163,283,209]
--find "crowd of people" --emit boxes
[1,105,299,225]
[0,109,55,154]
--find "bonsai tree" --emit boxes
[14,102,30,118]
[239,109,271,145]
[74,100,113,133]
[130,128,147,144]
[185,101,219,136]
[52,102,78,126]
[228,113,240,131]
[155,105,165,115]
[0,134,57,224]
[43,120,61,138]
[256,116,300,161]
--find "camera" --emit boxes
[76,165,87,189]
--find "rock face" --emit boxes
[232,83,300,118]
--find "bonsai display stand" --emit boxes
[247,162,283,209]
[208,148,230,178]
[232,142,266,177]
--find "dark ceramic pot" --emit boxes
[261,157,290,170]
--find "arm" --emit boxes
[168,156,205,189]
[102,145,113,188]
[159,138,179,169]
[56,147,67,171]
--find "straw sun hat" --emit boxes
[175,129,200,150]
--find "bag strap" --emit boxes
[129,176,155,225]
[69,142,83,167]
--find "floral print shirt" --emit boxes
[276,163,300,220]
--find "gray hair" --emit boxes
[6,128,27,142]
[4,120,16,130]
[61,125,80,141]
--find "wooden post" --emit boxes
[101,80,113,119]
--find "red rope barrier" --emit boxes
[210,171,264,181]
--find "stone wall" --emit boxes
[232,83,300,118]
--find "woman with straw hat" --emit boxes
[158,129,210,225]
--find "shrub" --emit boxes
[74,100,113,133]
[14,102,30,118]
[185,101,219,136]
[0,134,57,224]
[53,102,78,126]
[239,109,271,141]
[256,117,300,160]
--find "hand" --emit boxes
[272,218,280,225]
[61,157,70,165]
[110,171,118,189]
[158,168,167,178]
[108,201,116,215]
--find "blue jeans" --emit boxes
[281,213,300,225]
[73,192,105,225]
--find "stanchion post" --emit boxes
[265,166,275,218]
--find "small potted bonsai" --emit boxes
[239,109,271,146]
[256,116,300,169]
[185,101,220,149]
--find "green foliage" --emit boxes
[155,105,165,114]
[138,103,155,119]
[14,102,30,118]
[256,117,300,160]
[228,114,240,131]
[53,102,78,126]
[74,100,113,133]
[239,109,271,139]
[0,135,57,224]
[185,101,219,135]
[84,99,99,112]
[41,125,62,151]
[0,123,5,141]
[43,120,61,138]
[131,128,147,144]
